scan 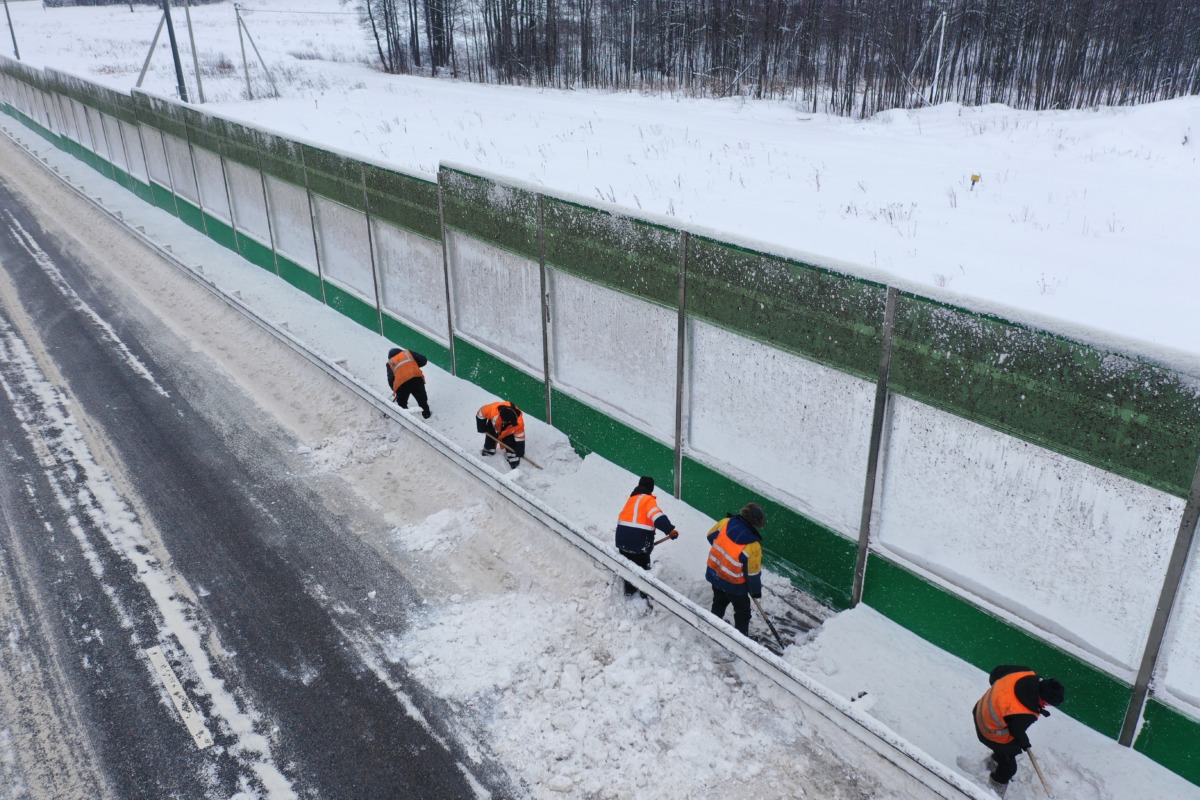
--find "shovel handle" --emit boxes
[485,433,543,470]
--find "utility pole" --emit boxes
[162,0,189,102]
[3,0,19,60]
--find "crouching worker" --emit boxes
[704,503,766,636]
[973,665,1065,796]
[386,346,430,418]
[476,401,525,469]
[614,476,679,598]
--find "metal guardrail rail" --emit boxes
[0,117,990,800]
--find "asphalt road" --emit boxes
[0,156,511,799]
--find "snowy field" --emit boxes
[3,1,1200,798]
[3,0,1199,371]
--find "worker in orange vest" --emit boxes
[476,401,525,469]
[704,503,766,636]
[614,476,679,597]
[386,346,430,418]
[973,665,1065,795]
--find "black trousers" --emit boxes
[477,422,525,465]
[974,716,1022,784]
[618,550,651,596]
[394,376,429,415]
[710,587,752,635]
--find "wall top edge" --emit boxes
[441,157,1200,381]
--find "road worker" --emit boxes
[476,401,525,469]
[973,665,1065,796]
[704,502,766,636]
[614,476,679,598]
[385,346,430,418]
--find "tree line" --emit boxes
[358,0,1200,116]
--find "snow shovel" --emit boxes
[652,530,681,546]
[1027,748,1055,798]
[752,596,787,651]
[485,433,543,470]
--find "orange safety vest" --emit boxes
[974,671,1038,744]
[618,494,664,532]
[388,349,423,391]
[479,401,525,442]
[706,518,749,587]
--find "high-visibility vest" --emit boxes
[974,671,1038,744]
[388,349,423,391]
[706,518,749,586]
[618,494,664,532]
[479,402,525,442]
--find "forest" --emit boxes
[360,0,1200,116]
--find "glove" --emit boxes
[668,529,679,540]
[750,592,762,600]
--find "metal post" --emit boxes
[3,0,19,60]
[137,14,167,89]
[258,163,280,276]
[236,7,252,100]
[538,194,553,424]
[300,148,327,305]
[360,165,385,335]
[1119,455,1200,746]
[239,13,279,99]
[852,287,899,607]
[673,231,689,499]
[182,0,205,104]
[436,171,457,375]
[161,0,190,102]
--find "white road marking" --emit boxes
[145,646,214,750]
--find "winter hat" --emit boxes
[637,476,655,493]
[740,502,766,528]
[499,405,518,425]
[1039,678,1065,707]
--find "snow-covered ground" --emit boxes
[5,107,1199,800]
[3,1,1200,798]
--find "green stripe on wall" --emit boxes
[1135,699,1200,787]
[174,196,205,235]
[862,554,1130,737]
[303,145,365,210]
[150,183,178,216]
[202,213,238,252]
[323,280,380,333]
[440,168,540,262]
[235,233,276,274]
[363,163,441,241]
[680,456,856,609]
[542,198,680,308]
[452,337,546,420]
[276,255,323,302]
[381,313,450,372]
[687,235,888,381]
[889,293,1200,498]
[550,389,675,484]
